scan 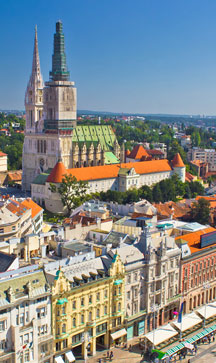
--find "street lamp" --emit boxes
[203,283,210,328]
[150,303,160,349]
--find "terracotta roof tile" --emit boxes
[175,227,216,254]
[6,199,30,217]
[47,161,67,183]
[128,144,149,159]
[0,152,7,157]
[7,171,22,181]
[172,153,185,167]
[154,201,191,219]
[147,149,164,156]
[21,198,43,218]
[47,159,173,183]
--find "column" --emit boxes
[91,336,96,356]
[104,332,109,349]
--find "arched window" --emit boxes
[72,317,76,327]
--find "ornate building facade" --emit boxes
[22,22,122,191]
[46,253,125,361]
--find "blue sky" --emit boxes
[1,0,216,114]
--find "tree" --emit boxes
[191,131,201,147]
[138,185,153,202]
[49,174,89,215]
[188,181,205,197]
[167,140,186,163]
[152,184,163,203]
[190,198,210,225]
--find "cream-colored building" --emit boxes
[46,254,125,361]
[0,152,7,172]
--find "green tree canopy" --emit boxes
[49,174,89,215]
[190,198,210,225]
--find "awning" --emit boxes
[196,303,216,320]
[55,356,65,363]
[166,343,185,356]
[171,311,202,332]
[143,323,178,346]
[111,328,127,340]
[65,351,75,362]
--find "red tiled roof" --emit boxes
[7,171,22,181]
[147,149,164,156]
[175,227,216,254]
[47,161,67,183]
[47,159,173,183]
[172,153,185,167]
[185,172,196,182]
[6,199,30,217]
[128,144,149,159]
[0,152,7,157]
[21,198,43,218]
[190,159,207,167]
[154,201,191,219]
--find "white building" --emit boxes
[0,265,53,363]
[31,153,186,214]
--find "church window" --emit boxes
[30,110,33,127]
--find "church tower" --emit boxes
[22,22,77,191]
[43,21,77,131]
[25,26,44,133]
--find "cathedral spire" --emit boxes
[49,21,70,81]
[31,25,42,81]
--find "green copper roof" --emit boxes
[57,298,68,305]
[114,279,123,285]
[104,152,119,164]
[49,21,70,81]
[72,125,118,152]
[118,168,131,176]
[55,269,61,280]
[32,170,52,185]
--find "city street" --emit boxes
[85,335,216,363]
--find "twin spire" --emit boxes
[30,21,70,83]
[29,25,43,87]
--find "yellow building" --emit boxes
[47,254,125,361]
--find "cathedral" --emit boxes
[22,22,123,191]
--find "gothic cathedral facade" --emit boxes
[22,22,123,191]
